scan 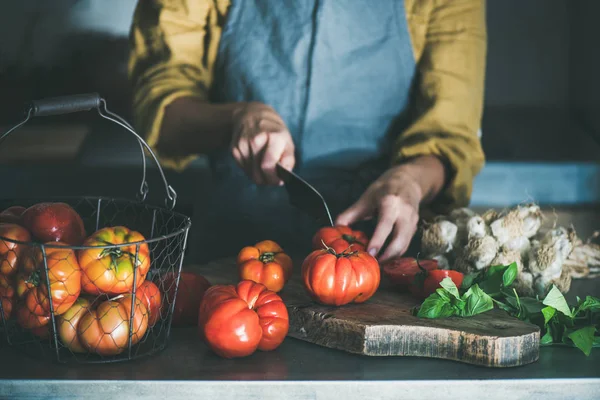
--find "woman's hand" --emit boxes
[336,156,447,261]
[231,102,295,185]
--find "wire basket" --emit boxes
[0,94,192,363]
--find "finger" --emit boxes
[379,213,418,261]
[260,135,287,185]
[276,142,296,185]
[232,147,244,169]
[249,132,268,185]
[366,196,398,257]
[335,195,373,227]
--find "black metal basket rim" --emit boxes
[0,195,192,249]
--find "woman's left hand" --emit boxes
[335,156,447,262]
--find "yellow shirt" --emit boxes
[128,0,487,214]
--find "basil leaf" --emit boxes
[543,285,573,318]
[542,306,556,325]
[486,264,509,278]
[417,293,455,319]
[462,284,494,316]
[435,288,452,303]
[541,329,554,345]
[440,277,460,300]
[568,326,597,356]
[519,297,545,315]
[502,262,518,287]
[576,296,600,314]
[461,272,480,289]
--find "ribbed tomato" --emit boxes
[16,303,50,329]
[160,271,211,326]
[302,242,380,306]
[199,280,289,358]
[237,240,292,292]
[77,295,148,356]
[136,280,162,327]
[58,297,92,353]
[20,243,82,316]
[0,274,14,320]
[78,226,150,295]
[0,223,31,276]
[312,225,369,252]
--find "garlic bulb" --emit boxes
[464,236,498,271]
[421,220,458,255]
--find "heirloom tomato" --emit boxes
[302,242,380,306]
[161,271,211,326]
[22,202,85,245]
[0,206,25,225]
[77,295,148,356]
[19,243,81,315]
[136,280,162,327]
[417,269,464,299]
[237,240,292,292]
[58,297,92,353]
[312,225,369,252]
[0,223,31,276]
[0,274,14,320]
[382,257,438,289]
[16,303,50,329]
[199,280,289,358]
[78,226,150,295]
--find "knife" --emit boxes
[276,163,334,227]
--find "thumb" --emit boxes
[335,195,373,226]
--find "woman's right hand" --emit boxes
[231,102,295,186]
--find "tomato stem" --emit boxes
[321,240,358,258]
[342,234,365,247]
[259,252,276,264]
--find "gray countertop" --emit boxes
[2,322,600,400]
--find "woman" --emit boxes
[128,0,486,263]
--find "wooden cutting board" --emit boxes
[187,258,540,368]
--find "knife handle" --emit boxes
[29,93,101,117]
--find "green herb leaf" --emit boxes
[502,262,518,287]
[417,293,455,319]
[540,329,554,345]
[568,326,597,356]
[461,284,494,316]
[486,264,509,278]
[435,288,452,303]
[576,296,600,314]
[543,285,573,318]
[461,272,480,289]
[519,297,545,315]
[541,306,556,325]
[439,277,460,300]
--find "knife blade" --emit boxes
[276,163,334,227]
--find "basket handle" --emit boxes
[0,93,177,210]
[30,93,102,117]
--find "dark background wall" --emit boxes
[0,0,598,210]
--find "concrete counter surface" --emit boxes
[1,327,600,400]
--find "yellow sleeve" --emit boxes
[396,0,487,215]
[128,0,230,171]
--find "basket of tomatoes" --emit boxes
[0,94,192,363]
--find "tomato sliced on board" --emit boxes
[382,257,438,289]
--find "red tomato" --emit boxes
[58,297,92,353]
[78,226,150,295]
[199,280,289,358]
[160,271,211,326]
[19,243,82,316]
[0,274,14,321]
[301,241,380,306]
[382,257,438,289]
[0,206,26,225]
[136,280,162,327]
[420,270,464,299]
[0,223,31,276]
[77,295,148,356]
[237,240,292,292]
[22,202,86,245]
[312,225,369,252]
[16,303,50,329]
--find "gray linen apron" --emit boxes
[191,0,417,262]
